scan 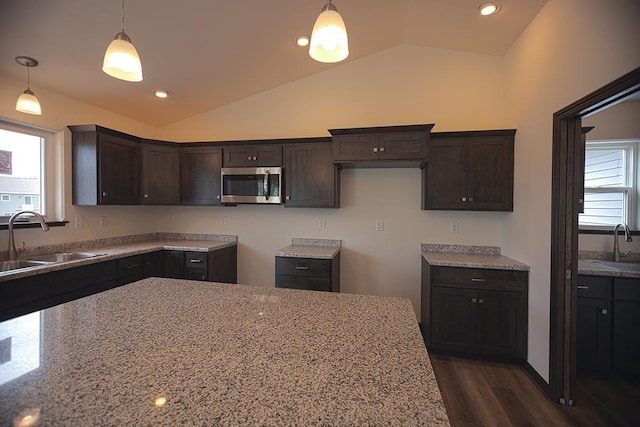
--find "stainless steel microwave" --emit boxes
[220,167,282,204]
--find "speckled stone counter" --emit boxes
[0,233,237,283]
[276,238,341,259]
[578,260,640,278]
[0,278,449,426]
[422,244,530,271]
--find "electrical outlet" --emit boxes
[376,219,384,231]
[75,216,84,229]
[450,222,459,233]
[100,216,108,228]
[168,215,174,225]
[220,216,227,225]
[318,219,326,229]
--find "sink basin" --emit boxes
[591,260,640,273]
[0,259,50,272]
[27,252,102,263]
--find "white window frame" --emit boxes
[0,194,9,202]
[579,139,638,230]
[0,120,64,222]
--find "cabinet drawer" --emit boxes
[276,275,331,292]
[432,266,526,292]
[275,257,330,278]
[185,252,208,270]
[615,278,640,301]
[185,269,208,281]
[577,275,611,299]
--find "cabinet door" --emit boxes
[143,252,162,278]
[98,134,140,204]
[332,134,378,161]
[162,251,184,279]
[223,145,254,167]
[378,132,427,160]
[431,287,476,354]
[423,139,466,210]
[141,143,180,204]
[476,291,524,359]
[253,144,282,166]
[613,299,640,375]
[467,137,513,211]
[181,146,222,205]
[577,297,611,371]
[284,142,339,208]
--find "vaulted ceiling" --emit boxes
[0,0,547,127]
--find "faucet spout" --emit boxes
[7,210,49,260]
[613,222,633,262]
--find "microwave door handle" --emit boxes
[264,169,270,201]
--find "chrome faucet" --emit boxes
[613,222,632,262]
[8,211,49,260]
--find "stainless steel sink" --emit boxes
[591,260,640,273]
[26,252,102,263]
[0,259,50,272]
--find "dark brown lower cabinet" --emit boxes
[162,246,238,283]
[0,260,118,322]
[118,255,144,285]
[275,256,340,292]
[422,259,528,362]
[577,275,640,376]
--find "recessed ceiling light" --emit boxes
[479,2,500,16]
[296,34,310,47]
[154,89,168,98]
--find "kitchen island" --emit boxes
[0,278,449,426]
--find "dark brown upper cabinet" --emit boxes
[141,141,180,205]
[223,143,282,167]
[422,130,515,211]
[283,140,340,208]
[181,145,223,205]
[70,125,141,205]
[330,124,434,166]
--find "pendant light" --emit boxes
[102,0,143,82]
[309,0,349,63]
[15,56,42,115]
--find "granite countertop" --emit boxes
[0,233,237,283]
[422,244,530,272]
[578,260,640,278]
[0,278,449,426]
[276,238,341,259]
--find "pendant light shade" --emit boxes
[103,31,143,82]
[102,0,143,82]
[309,0,349,63]
[15,56,42,116]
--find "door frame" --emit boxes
[549,66,640,404]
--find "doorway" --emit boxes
[549,66,640,405]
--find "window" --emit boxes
[579,140,638,229]
[0,121,62,222]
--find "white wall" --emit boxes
[502,0,640,380]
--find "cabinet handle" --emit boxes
[373,147,378,153]
[247,156,252,160]
[126,264,139,269]
[600,308,608,315]
[471,278,486,282]
[286,196,290,200]
[462,197,467,202]
[189,259,203,263]
[296,266,309,270]
[380,147,385,152]
[103,191,108,197]
[471,297,477,303]
[577,285,589,290]
[217,195,220,199]
[478,298,485,304]
[144,193,149,198]
[253,156,257,161]
[469,197,474,202]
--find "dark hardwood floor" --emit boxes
[429,354,640,426]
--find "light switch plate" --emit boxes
[376,220,384,231]
[100,216,108,228]
[450,222,459,233]
[75,216,84,229]
[318,219,326,229]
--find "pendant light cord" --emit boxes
[121,0,126,32]
[26,65,31,90]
